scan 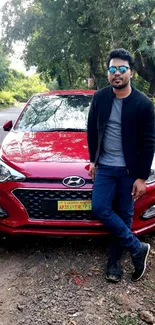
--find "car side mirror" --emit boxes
[3,120,13,131]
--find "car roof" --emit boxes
[34,89,95,96]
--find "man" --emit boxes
[87,48,155,282]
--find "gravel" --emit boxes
[0,234,154,325]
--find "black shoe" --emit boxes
[106,259,122,283]
[131,243,150,281]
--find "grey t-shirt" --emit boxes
[99,97,126,166]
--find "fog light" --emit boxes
[142,205,155,220]
[0,207,8,218]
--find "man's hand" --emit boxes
[88,162,96,181]
[131,179,146,199]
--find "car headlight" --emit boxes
[142,205,155,219]
[146,169,155,184]
[0,160,26,182]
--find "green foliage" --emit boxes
[0,67,48,106]
[0,91,16,107]
[118,317,138,325]
[0,42,10,90]
[0,34,48,107]
[5,72,48,102]
[132,73,149,94]
[1,0,108,89]
[104,0,155,96]
[1,0,155,95]
[117,316,146,325]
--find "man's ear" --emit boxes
[130,70,134,78]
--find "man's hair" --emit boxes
[106,48,134,70]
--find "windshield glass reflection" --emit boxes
[14,94,92,131]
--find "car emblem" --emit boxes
[62,176,85,188]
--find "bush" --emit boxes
[132,73,149,94]
[0,91,16,107]
[5,72,48,102]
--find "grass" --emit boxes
[117,316,146,325]
[143,280,155,292]
[118,318,138,325]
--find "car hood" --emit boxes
[1,131,89,163]
[1,131,91,179]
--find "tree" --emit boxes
[2,0,155,95]
[5,70,48,101]
[0,42,10,90]
[2,0,108,89]
[103,0,155,97]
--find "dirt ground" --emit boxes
[0,233,155,325]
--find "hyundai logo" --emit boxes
[62,176,85,188]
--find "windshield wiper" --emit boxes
[43,128,86,132]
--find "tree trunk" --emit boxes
[66,62,73,88]
[89,58,97,89]
[57,75,63,89]
[89,57,106,89]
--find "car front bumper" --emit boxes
[0,181,155,236]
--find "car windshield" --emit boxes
[14,94,92,131]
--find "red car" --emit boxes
[0,90,155,236]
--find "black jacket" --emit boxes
[87,86,155,180]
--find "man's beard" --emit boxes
[111,80,129,89]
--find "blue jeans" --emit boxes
[92,165,141,256]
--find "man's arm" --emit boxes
[131,179,146,199]
[87,93,98,180]
[87,93,98,163]
[137,101,155,180]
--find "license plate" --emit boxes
[58,200,92,211]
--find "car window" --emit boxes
[14,94,92,131]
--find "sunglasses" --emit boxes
[108,65,130,74]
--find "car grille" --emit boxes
[13,189,95,221]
